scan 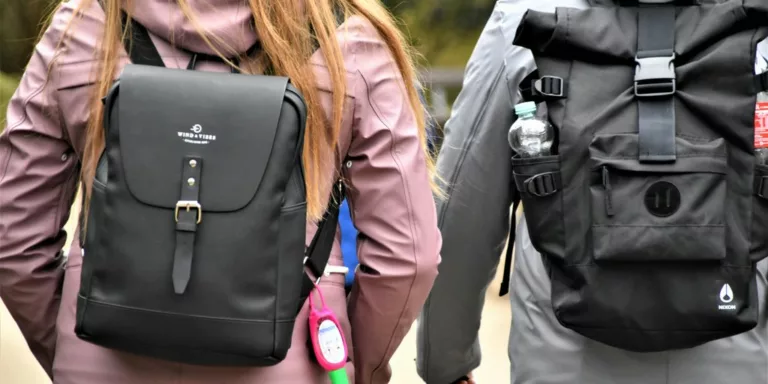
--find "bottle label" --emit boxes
[756,102,768,149]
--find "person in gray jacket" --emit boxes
[416,1,768,383]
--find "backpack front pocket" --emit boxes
[588,134,727,262]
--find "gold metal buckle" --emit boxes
[174,200,202,224]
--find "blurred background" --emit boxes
[0,1,512,383]
[1,0,498,126]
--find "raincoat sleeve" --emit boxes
[342,17,442,384]
[415,1,545,382]
[0,9,79,378]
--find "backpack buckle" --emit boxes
[175,200,202,224]
[532,76,566,98]
[523,172,559,197]
[634,53,676,98]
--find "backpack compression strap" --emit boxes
[634,1,678,163]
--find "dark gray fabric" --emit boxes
[417,0,768,382]
[512,1,768,351]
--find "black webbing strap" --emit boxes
[172,156,203,294]
[122,12,166,67]
[299,182,346,307]
[499,191,521,297]
[635,3,677,163]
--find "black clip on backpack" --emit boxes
[74,14,344,366]
[504,0,768,352]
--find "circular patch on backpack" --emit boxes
[644,181,681,217]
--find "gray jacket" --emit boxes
[416,1,768,383]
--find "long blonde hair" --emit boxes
[60,0,438,222]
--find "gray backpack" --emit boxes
[509,0,768,352]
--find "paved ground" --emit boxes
[0,201,513,383]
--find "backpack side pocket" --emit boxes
[512,155,565,262]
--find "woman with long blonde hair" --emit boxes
[0,0,442,382]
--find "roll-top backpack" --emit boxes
[74,14,344,366]
[505,0,768,352]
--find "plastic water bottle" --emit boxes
[756,81,768,164]
[508,101,555,157]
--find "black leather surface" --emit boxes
[116,64,289,212]
[75,9,346,366]
[78,63,316,366]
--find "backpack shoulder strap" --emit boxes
[118,11,261,71]
[301,182,346,303]
[121,12,166,67]
[498,195,521,297]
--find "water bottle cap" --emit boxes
[514,101,537,116]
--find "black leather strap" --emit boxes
[299,181,346,307]
[172,156,203,294]
[635,4,677,163]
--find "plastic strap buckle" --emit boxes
[532,76,566,98]
[634,53,676,98]
[523,172,560,197]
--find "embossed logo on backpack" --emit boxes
[644,181,680,217]
[177,124,217,145]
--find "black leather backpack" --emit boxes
[75,14,343,366]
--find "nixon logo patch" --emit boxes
[718,283,737,311]
[644,181,680,217]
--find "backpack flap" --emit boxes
[512,2,768,352]
[110,64,290,214]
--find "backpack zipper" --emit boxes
[602,166,615,217]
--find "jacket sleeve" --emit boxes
[342,22,442,384]
[0,13,79,377]
[415,1,541,382]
